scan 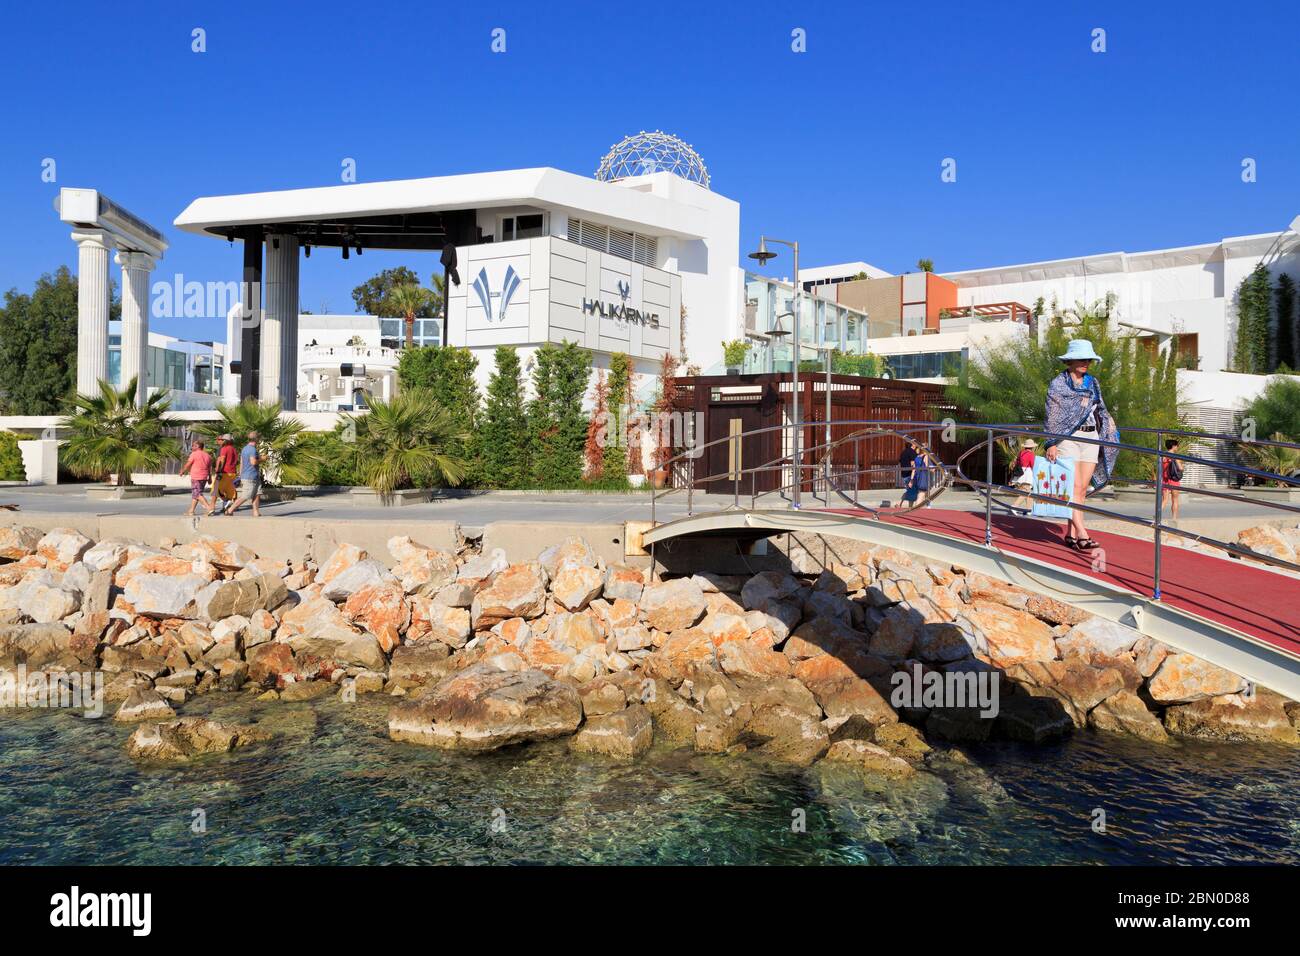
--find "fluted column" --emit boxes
[115,251,157,404]
[261,234,300,409]
[71,229,115,396]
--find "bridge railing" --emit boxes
[649,417,1300,602]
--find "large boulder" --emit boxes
[963,602,1057,666]
[1146,653,1247,704]
[867,607,923,661]
[18,577,81,624]
[388,664,582,751]
[822,739,916,779]
[641,631,716,683]
[321,558,396,602]
[81,540,130,573]
[717,640,791,681]
[457,549,508,590]
[125,717,270,761]
[550,565,603,611]
[388,537,459,595]
[278,596,363,643]
[639,578,707,633]
[1235,525,1297,564]
[603,564,645,603]
[123,573,210,619]
[471,563,548,630]
[1163,690,1299,744]
[195,572,287,620]
[388,643,456,686]
[740,571,801,611]
[742,705,830,767]
[0,622,73,668]
[0,526,43,560]
[1087,689,1169,743]
[113,688,176,722]
[569,703,653,760]
[344,582,410,652]
[319,544,368,583]
[35,528,94,569]
[912,622,975,664]
[1056,618,1141,659]
[173,536,257,570]
[1004,660,1127,727]
[408,598,471,647]
[539,536,597,577]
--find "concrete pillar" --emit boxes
[115,251,156,404]
[240,232,262,401]
[261,233,300,409]
[71,228,115,395]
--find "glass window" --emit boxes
[380,319,400,338]
[108,349,122,386]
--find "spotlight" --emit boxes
[304,245,311,258]
[272,237,280,250]
[342,245,350,260]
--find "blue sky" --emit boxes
[1,0,1297,343]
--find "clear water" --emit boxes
[2,693,1298,865]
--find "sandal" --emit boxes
[1076,537,1100,550]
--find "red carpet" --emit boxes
[819,507,1300,657]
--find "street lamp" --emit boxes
[749,236,802,507]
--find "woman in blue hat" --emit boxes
[1042,339,1119,551]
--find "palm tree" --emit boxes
[60,377,181,487]
[346,389,469,496]
[387,284,433,350]
[1246,434,1300,486]
[194,398,324,486]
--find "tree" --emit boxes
[528,341,591,486]
[1276,273,1297,371]
[1234,264,1272,373]
[351,266,439,318]
[479,346,527,488]
[1242,376,1300,441]
[604,352,633,481]
[194,398,324,486]
[346,389,469,495]
[946,297,1183,480]
[917,258,935,273]
[59,377,180,487]
[0,431,25,481]
[0,266,119,415]
[396,346,479,479]
[831,351,885,377]
[651,351,680,473]
[584,371,609,480]
[386,284,434,349]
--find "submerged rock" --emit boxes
[125,716,270,761]
[569,703,653,759]
[1163,691,1299,744]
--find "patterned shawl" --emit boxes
[1043,370,1119,494]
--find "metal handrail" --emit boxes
[648,416,1300,602]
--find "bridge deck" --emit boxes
[826,508,1300,657]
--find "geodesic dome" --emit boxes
[595,131,710,188]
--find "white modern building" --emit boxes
[293,315,404,411]
[174,132,743,405]
[107,324,226,411]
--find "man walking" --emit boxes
[210,433,239,515]
[225,431,263,517]
[179,438,214,517]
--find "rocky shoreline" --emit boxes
[0,523,1297,773]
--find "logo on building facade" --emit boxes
[583,278,659,327]
[471,265,522,322]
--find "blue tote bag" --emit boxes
[1031,455,1074,519]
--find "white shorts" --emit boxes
[1057,432,1100,464]
[1012,467,1034,489]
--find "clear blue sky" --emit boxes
[2,0,1297,343]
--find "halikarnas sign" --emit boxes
[581,281,661,327]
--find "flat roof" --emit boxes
[174,167,713,247]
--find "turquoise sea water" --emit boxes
[1,693,1298,865]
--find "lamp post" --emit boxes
[749,236,801,507]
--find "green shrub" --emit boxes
[0,431,24,481]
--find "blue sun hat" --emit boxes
[1059,339,1102,363]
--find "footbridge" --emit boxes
[644,420,1300,700]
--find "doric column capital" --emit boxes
[70,228,116,251]
[115,250,158,273]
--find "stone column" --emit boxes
[115,251,156,404]
[261,234,300,409]
[71,229,115,396]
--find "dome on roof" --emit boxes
[595,131,710,189]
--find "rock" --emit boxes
[804,676,898,727]
[641,632,716,683]
[279,596,363,643]
[871,721,932,761]
[81,540,130,573]
[791,650,890,685]
[742,705,830,767]
[1132,637,1170,678]
[925,705,994,743]
[994,694,1073,743]
[245,609,276,648]
[643,682,703,742]
[409,598,471,648]
[1235,525,1297,564]
[718,640,791,681]
[569,703,653,759]
[961,571,1028,609]
[173,536,257,570]
[538,536,597,577]
[603,564,645,602]
[822,739,916,779]
[115,553,214,589]
[280,680,336,702]
[696,612,750,646]
[867,606,923,661]
[470,563,548,630]
[247,643,296,684]
[740,571,801,611]
[550,565,603,611]
[613,624,654,652]
[18,579,81,624]
[113,688,176,722]
[388,644,456,685]
[1088,689,1169,742]
[913,622,974,663]
[388,664,582,751]
[195,574,284,620]
[35,528,94,569]
[550,611,603,651]
[321,558,396,602]
[336,634,387,671]
[579,675,632,716]
[432,582,474,608]
[1024,594,1091,627]
[1163,691,1299,744]
[125,716,270,761]
[0,526,43,560]
[80,568,113,615]
[964,602,1057,666]
[1146,653,1247,704]
[389,540,459,595]
[319,543,368,583]
[1004,660,1127,727]
[122,573,209,619]
[639,578,707,633]
[457,549,508,590]
[210,615,248,646]
[344,582,410,652]
[1057,618,1140,659]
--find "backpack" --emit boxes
[1165,458,1183,483]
